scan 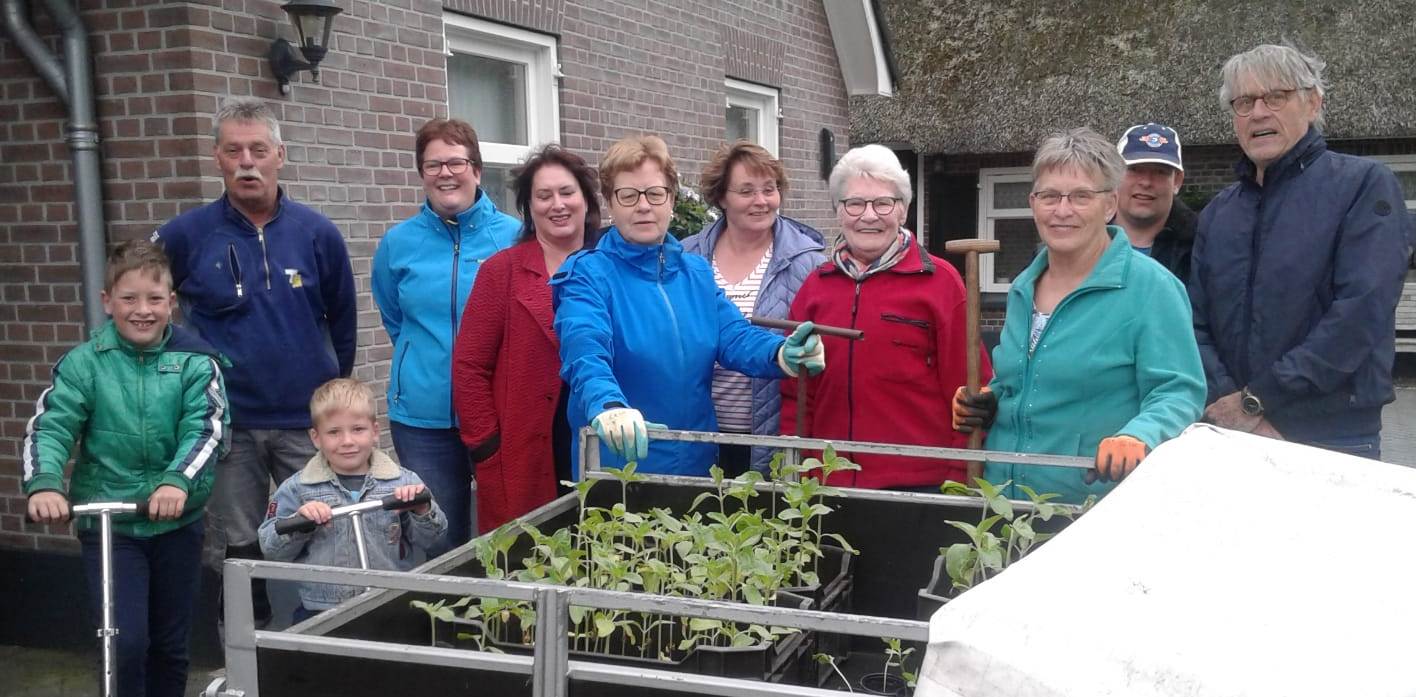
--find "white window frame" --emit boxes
[977,167,1034,293]
[443,13,560,171]
[1372,154,1416,212]
[725,78,780,156]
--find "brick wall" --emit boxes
[0,0,851,552]
[0,0,446,552]
[554,0,849,235]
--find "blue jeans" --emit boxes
[1305,432,1382,461]
[79,519,205,697]
[390,421,476,556]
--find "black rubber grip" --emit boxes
[381,489,432,511]
[274,513,319,536]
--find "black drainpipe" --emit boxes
[3,0,107,334]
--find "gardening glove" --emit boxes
[1090,435,1147,483]
[591,407,664,462]
[951,386,997,433]
[777,321,825,377]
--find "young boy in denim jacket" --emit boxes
[259,378,447,621]
[24,240,229,697]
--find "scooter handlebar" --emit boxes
[275,490,434,535]
[382,489,432,511]
[29,499,147,523]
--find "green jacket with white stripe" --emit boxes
[23,321,229,537]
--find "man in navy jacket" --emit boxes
[1191,44,1413,458]
[154,97,356,625]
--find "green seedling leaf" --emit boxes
[688,618,722,632]
[594,613,615,638]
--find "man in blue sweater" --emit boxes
[1191,45,1413,458]
[154,97,356,625]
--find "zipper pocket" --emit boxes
[227,244,244,298]
[881,313,932,330]
[391,342,409,403]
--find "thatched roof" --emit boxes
[851,0,1416,154]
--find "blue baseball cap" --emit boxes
[1117,123,1183,172]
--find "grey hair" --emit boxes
[828,144,913,209]
[1218,43,1327,131]
[211,96,283,146]
[1032,127,1125,191]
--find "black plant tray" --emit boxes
[916,552,953,620]
[262,478,1021,697]
[452,590,813,683]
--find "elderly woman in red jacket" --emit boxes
[782,144,991,490]
[452,145,600,530]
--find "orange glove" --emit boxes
[1092,435,1147,483]
[951,386,996,433]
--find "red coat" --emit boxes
[781,238,992,489]
[453,240,562,530]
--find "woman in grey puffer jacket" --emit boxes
[681,141,826,475]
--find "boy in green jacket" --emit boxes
[23,240,229,697]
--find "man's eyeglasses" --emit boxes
[421,158,475,176]
[613,186,671,207]
[1030,189,1111,208]
[839,196,901,217]
[1229,88,1302,116]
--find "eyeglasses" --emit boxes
[839,197,900,217]
[1229,88,1302,116]
[421,158,474,176]
[613,186,671,207]
[730,186,779,200]
[1030,189,1111,208]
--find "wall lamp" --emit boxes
[268,0,343,94]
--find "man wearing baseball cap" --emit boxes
[1114,123,1196,282]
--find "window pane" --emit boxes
[726,105,757,144]
[479,164,515,215]
[992,218,1040,284]
[448,52,528,146]
[1395,170,1416,206]
[992,181,1032,210]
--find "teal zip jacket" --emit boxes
[373,192,521,428]
[984,227,1204,503]
[22,322,229,537]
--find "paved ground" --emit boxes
[6,384,1415,696]
[1382,385,1416,466]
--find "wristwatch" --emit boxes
[1240,387,1264,417]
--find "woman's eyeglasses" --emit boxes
[839,196,901,217]
[421,158,475,176]
[613,186,671,207]
[1030,189,1111,209]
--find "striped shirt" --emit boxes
[711,248,772,433]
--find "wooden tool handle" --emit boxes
[750,316,865,340]
[944,239,1001,255]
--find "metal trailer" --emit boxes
[205,429,1091,697]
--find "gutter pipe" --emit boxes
[3,0,108,334]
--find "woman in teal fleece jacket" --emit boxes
[954,128,1205,504]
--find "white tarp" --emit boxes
[915,425,1416,697]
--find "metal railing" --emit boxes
[211,428,1093,697]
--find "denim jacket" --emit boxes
[258,449,447,610]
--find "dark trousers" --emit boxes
[1305,432,1382,461]
[79,519,205,697]
[391,421,476,556]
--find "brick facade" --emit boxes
[0,0,851,551]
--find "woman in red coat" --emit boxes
[782,144,992,490]
[452,145,600,530]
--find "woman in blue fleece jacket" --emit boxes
[372,119,520,553]
[552,135,824,478]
